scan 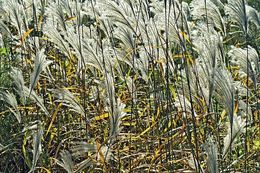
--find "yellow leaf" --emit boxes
[140,107,160,136]
[152,115,155,124]
[38,15,44,31]
[96,140,105,164]
[253,140,260,150]
[48,131,56,148]
[173,54,183,59]
[37,167,52,173]
[181,31,191,44]
[169,85,177,100]
[164,120,172,133]
[66,16,76,21]
[20,28,34,45]
[221,109,226,120]
[156,106,160,118]
[187,56,194,65]
[94,113,109,121]
[122,122,136,126]
[234,101,238,114]
[151,144,163,162]
[45,103,62,137]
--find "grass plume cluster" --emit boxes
[0,0,259,172]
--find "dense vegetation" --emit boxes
[0,0,259,172]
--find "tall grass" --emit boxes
[0,0,259,172]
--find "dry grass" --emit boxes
[0,0,259,172]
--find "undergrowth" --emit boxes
[0,0,259,172]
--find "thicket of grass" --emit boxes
[0,0,259,172]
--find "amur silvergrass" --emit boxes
[0,0,259,172]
